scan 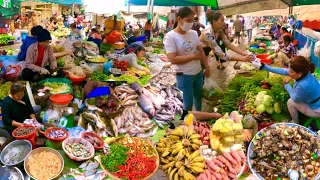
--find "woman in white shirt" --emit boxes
[164,7,210,111]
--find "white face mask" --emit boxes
[180,21,193,32]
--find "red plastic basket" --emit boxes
[5,65,21,81]
[68,74,86,85]
[49,94,73,105]
[256,54,272,64]
[12,125,37,149]
[44,127,69,142]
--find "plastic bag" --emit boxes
[202,78,224,101]
[66,126,86,138]
[314,41,320,57]
[42,110,61,125]
[58,36,81,52]
[298,39,312,59]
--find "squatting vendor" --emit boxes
[22,29,63,82]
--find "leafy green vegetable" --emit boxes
[91,72,153,86]
[0,34,15,45]
[101,143,129,172]
[137,59,149,69]
[57,57,65,67]
[0,82,12,100]
[218,71,268,114]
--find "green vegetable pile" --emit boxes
[246,47,266,54]
[137,59,149,69]
[219,70,290,118]
[101,143,129,172]
[91,72,153,86]
[0,82,12,100]
[57,57,65,67]
[0,34,15,45]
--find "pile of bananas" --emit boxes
[157,126,205,180]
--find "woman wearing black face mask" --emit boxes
[163,7,209,111]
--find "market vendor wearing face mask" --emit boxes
[164,7,210,111]
[2,82,41,133]
[22,29,63,82]
[253,56,320,124]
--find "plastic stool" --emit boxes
[303,117,320,130]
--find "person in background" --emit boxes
[125,40,147,54]
[279,26,292,44]
[245,16,255,43]
[46,17,55,31]
[289,15,296,29]
[88,28,102,48]
[253,56,320,124]
[269,22,277,36]
[67,14,74,27]
[2,82,41,133]
[272,24,281,40]
[270,35,296,66]
[127,30,139,45]
[164,7,210,111]
[18,26,43,61]
[144,19,152,41]
[137,21,142,29]
[192,17,205,37]
[240,15,245,38]
[233,15,242,44]
[69,23,81,37]
[119,46,150,75]
[255,16,261,28]
[22,29,63,82]
[127,25,133,37]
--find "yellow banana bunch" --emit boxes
[158,125,205,180]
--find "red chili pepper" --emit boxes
[114,152,157,180]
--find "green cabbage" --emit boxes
[256,104,266,114]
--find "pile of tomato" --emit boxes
[113,60,129,71]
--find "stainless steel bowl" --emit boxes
[63,107,75,115]
[0,140,32,166]
[0,166,25,180]
[24,147,64,180]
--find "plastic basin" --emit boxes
[81,132,104,150]
[68,74,86,85]
[256,54,272,64]
[62,138,95,161]
[12,125,37,149]
[45,127,68,150]
[247,123,320,180]
[44,128,68,142]
[50,94,73,105]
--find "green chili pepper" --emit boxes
[276,177,282,180]
[101,143,129,172]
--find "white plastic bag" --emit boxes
[202,78,224,101]
[298,39,312,59]
[314,41,320,57]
